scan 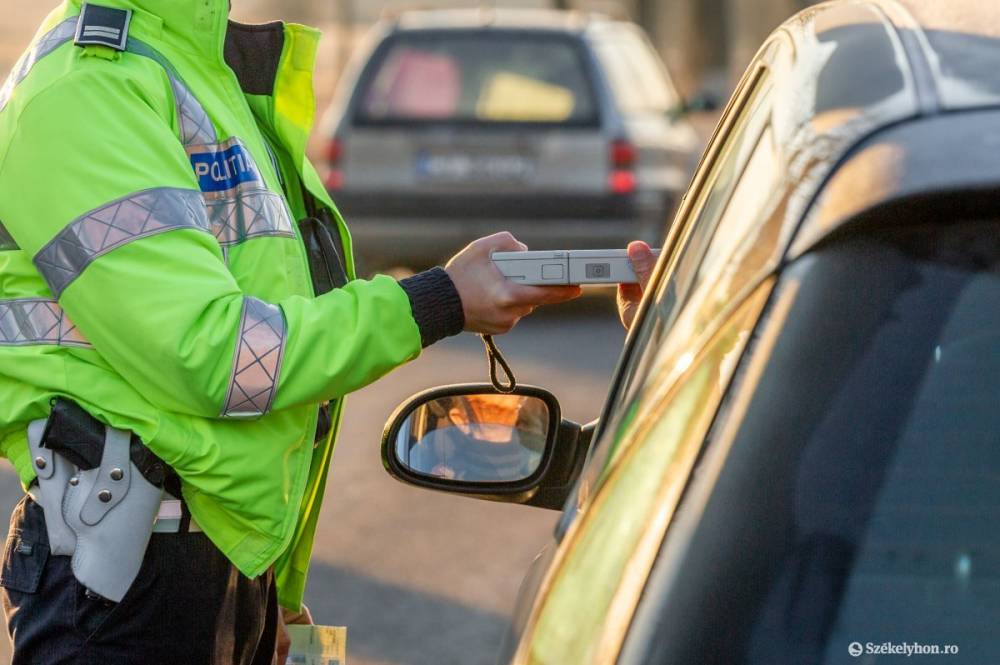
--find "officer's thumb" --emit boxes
[627,241,656,290]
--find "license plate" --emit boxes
[415,152,536,184]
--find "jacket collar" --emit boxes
[68,0,230,61]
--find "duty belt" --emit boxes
[27,398,195,602]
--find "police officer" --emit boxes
[0,1,580,662]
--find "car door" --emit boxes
[503,36,794,664]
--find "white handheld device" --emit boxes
[491,249,661,286]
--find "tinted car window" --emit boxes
[355,32,599,125]
[637,222,1000,665]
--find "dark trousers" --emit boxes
[1,495,278,665]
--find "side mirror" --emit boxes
[381,384,591,510]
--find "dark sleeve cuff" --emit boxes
[399,267,465,348]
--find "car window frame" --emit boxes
[577,62,774,498]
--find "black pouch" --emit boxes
[298,211,348,296]
[0,500,50,595]
[297,208,347,443]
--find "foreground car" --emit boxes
[322,9,702,272]
[382,1,1000,663]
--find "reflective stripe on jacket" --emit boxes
[0,0,424,609]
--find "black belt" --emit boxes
[42,398,181,497]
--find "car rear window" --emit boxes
[354,32,599,126]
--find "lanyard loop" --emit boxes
[481,334,517,393]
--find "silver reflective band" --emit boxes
[170,75,218,147]
[208,191,296,247]
[125,39,218,147]
[0,299,91,348]
[221,298,287,418]
[34,188,210,298]
[0,222,17,251]
[0,18,77,115]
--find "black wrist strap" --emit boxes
[481,334,516,393]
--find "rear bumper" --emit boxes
[346,216,664,270]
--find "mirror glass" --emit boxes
[394,393,551,483]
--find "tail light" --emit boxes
[324,137,344,191]
[609,139,637,195]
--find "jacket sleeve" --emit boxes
[0,63,436,418]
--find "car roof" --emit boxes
[386,8,615,34]
[748,0,1000,257]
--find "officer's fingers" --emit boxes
[627,241,657,290]
[283,606,314,625]
[275,613,292,664]
[505,284,581,307]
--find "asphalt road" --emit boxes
[0,296,626,665]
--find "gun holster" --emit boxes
[26,399,167,603]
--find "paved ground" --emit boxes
[0,298,626,664]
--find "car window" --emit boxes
[634,222,1000,665]
[354,32,599,125]
[590,25,678,113]
[581,68,774,492]
[523,284,771,665]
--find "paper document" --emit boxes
[285,625,347,665]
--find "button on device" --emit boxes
[541,264,565,280]
[586,262,611,279]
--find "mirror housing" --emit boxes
[381,384,590,510]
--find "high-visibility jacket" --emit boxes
[0,0,456,609]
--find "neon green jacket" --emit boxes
[0,0,459,609]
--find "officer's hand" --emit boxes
[445,232,581,335]
[276,605,314,663]
[617,241,657,330]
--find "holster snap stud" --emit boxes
[110,468,124,481]
[35,457,46,469]
[97,490,113,503]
